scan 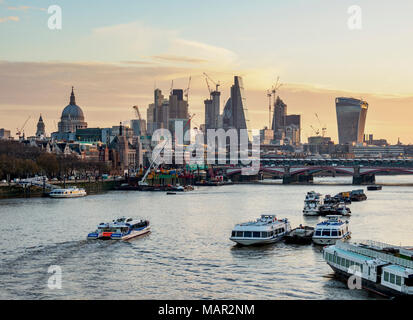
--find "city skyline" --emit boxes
[1,0,413,143]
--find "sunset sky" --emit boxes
[1,0,413,144]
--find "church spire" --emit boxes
[70,86,76,105]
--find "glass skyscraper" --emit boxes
[336,97,369,145]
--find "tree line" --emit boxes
[0,140,110,180]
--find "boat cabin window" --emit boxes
[404,278,413,287]
[244,231,252,238]
[253,232,260,238]
[315,230,321,236]
[322,229,331,237]
[331,230,338,237]
[384,271,402,286]
[236,231,243,237]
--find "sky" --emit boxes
[1,0,413,144]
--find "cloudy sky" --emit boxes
[1,0,413,143]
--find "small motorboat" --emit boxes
[318,204,338,216]
[166,192,177,195]
[87,217,150,241]
[367,185,382,191]
[284,225,314,244]
[336,202,351,216]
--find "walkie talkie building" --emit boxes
[336,97,369,145]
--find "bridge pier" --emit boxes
[353,174,375,185]
[283,174,313,185]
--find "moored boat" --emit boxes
[336,202,351,216]
[312,215,351,245]
[303,191,322,216]
[49,187,87,198]
[323,240,413,298]
[367,185,382,191]
[87,217,150,241]
[284,225,314,244]
[230,215,291,246]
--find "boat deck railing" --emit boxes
[336,241,413,269]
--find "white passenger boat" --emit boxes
[312,215,351,245]
[230,215,291,246]
[303,191,322,216]
[87,217,150,241]
[49,187,87,198]
[323,240,413,298]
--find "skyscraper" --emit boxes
[169,89,188,120]
[286,114,301,144]
[336,97,369,145]
[204,91,220,130]
[271,96,287,134]
[221,76,251,141]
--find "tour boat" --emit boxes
[87,217,151,241]
[323,240,413,298]
[284,225,314,245]
[312,215,351,245]
[303,191,322,216]
[230,215,291,246]
[49,187,87,198]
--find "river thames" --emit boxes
[1,176,412,300]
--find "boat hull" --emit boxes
[303,210,319,216]
[49,193,87,198]
[230,235,284,246]
[328,264,408,299]
[313,233,351,245]
[120,226,151,241]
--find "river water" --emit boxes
[1,176,413,300]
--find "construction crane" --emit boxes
[204,77,212,97]
[184,76,192,102]
[203,73,221,94]
[267,90,272,129]
[271,76,283,103]
[16,116,31,139]
[310,125,320,136]
[184,113,196,132]
[170,80,174,95]
[139,138,170,186]
[132,105,147,137]
[314,113,327,137]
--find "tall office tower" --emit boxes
[271,96,287,134]
[224,76,251,140]
[336,97,369,145]
[204,90,221,130]
[169,89,188,120]
[146,103,155,135]
[153,89,169,130]
[130,119,146,137]
[286,114,301,144]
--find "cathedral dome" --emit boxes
[61,87,85,121]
